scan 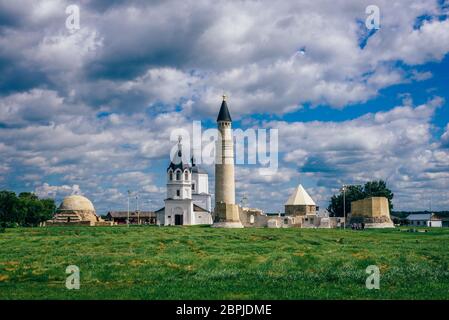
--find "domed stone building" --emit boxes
[46,195,112,226]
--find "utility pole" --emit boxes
[148,199,153,225]
[342,185,347,230]
[127,190,131,227]
[240,193,248,208]
[136,193,139,225]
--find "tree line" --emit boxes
[0,191,55,227]
[327,180,394,217]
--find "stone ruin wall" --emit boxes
[351,197,390,218]
[284,205,316,216]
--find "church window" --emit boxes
[192,184,195,191]
[185,171,189,180]
[169,172,173,180]
[176,171,181,180]
[176,190,180,197]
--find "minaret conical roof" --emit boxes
[217,95,232,122]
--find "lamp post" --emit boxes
[127,190,131,227]
[240,193,248,208]
[343,187,346,229]
[136,193,140,225]
[148,199,153,225]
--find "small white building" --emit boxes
[156,140,212,226]
[406,213,442,227]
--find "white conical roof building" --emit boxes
[285,184,316,206]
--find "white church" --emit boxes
[155,139,213,226]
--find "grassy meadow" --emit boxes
[0,226,448,300]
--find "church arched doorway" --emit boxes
[175,215,183,225]
[173,207,184,225]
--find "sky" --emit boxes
[0,0,449,214]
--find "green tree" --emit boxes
[363,180,394,210]
[0,191,56,227]
[0,191,20,226]
[327,185,364,217]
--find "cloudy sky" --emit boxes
[1,0,449,213]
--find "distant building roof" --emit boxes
[154,204,210,214]
[107,211,155,218]
[193,204,209,213]
[285,184,316,206]
[406,213,432,221]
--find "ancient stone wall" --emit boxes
[351,197,389,218]
[214,202,240,223]
[349,197,393,228]
[239,208,269,227]
[285,205,316,216]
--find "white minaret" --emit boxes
[215,95,235,205]
[213,95,243,228]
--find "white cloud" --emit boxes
[4,0,448,115]
[411,70,433,81]
[442,124,449,147]
[261,97,448,210]
[1,0,449,213]
[30,28,103,73]
[35,182,81,199]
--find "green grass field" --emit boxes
[1,226,448,300]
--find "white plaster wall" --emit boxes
[196,173,209,194]
[194,211,213,225]
[429,220,442,227]
[164,199,193,225]
[167,169,192,200]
